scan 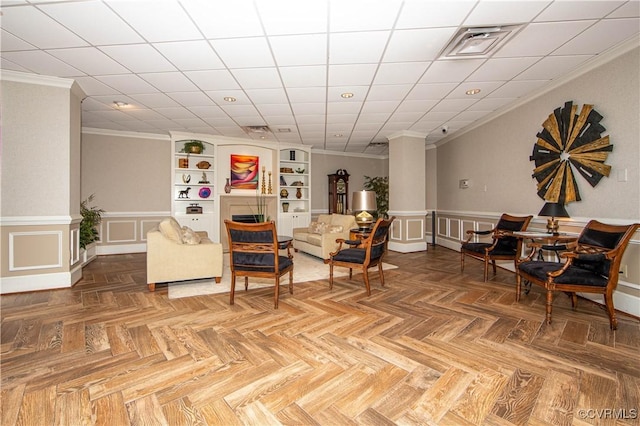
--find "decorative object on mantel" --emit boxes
[179,140,205,154]
[282,202,290,212]
[296,188,302,199]
[182,174,191,183]
[196,161,210,169]
[268,171,272,194]
[280,176,287,186]
[224,178,231,193]
[178,158,188,168]
[198,172,209,184]
[261,166,266,194]
[530,101,612,205]
[280,188,289,199]
[178,187,191,198]
[295,168,305,174]
[280,167,294,173]
[289,150,296,160]
[291,181,304,186]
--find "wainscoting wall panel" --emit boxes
[9,231,62,271]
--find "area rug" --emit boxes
[168,252,397,299]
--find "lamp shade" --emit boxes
[352,191,377,212]
[538,202,569,218]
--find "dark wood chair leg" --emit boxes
[515,274,521,302]
[230,275,236,305]
[604,291,618,330]
[274,277,280,309]
[546,290,554,324]
[289,270,293,294]
[244,276,249,291]
[329,264,334,290]
[363,267,371,296]
[378,263,385,287]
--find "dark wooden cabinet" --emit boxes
[328,171,349,214]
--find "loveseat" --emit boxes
[146,217,223,291]
[292,214,358,259]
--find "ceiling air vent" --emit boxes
[242,125,271,134]
[440,25,523,59]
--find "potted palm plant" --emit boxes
[363,175,389,219]
[80,194,104,264]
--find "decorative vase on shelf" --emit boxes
[296,188,302,199]
[224,178,231,193]
[282,202,290,212]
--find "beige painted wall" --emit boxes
[435,46,639,221]
[81,132,171,212]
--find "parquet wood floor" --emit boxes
[2,247,639,425]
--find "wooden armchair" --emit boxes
[325,216,395,296]
[224,220,294,309]
[516,220,639,329]
[461,213,533,281]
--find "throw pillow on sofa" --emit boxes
[159,217,183,244]
[324,225,343,234]
[308,221,327,234]
[181,226,201,245]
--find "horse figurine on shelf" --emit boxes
[178,187,191,198]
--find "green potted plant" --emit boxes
[363,175,389,219]
[80,194,105,250]
[180,140,205,154]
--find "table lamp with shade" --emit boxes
[352,190,377,231]
[538,202,569,235]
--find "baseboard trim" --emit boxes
[1,271,73,294]
[97,243,146,255]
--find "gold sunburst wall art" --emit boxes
[530,101,613,205]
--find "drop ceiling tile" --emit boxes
[464,1,551,26]
[361,100,401,114]
[0,58,29,73]
[94,110,139,121]
[130,93,181,108]
[395,99,439,113]
[153,41,225,71]
[2,50,83,77]
[187,105,225,118]
[218,104,261,117]
[330,0,402,31]
[396,1,475,28]
[535,1,625,21]
[181,0,263,38]
[431,99,478,112]
[39,1,144,45]
[155,107,198,120]
[388,111,425,122]
[326,114,358,125]
[2,6,88,49]
[494,21,595,57]
[328,64,378,86]
[384,28,457,62]
[487,79,549,98]
[298,124,325,133]
[466,97,517,111]
[140,72,199,92]
[280,66,327,88]
[186,70,240,91]
[245,88,289,104]
[95,74,159,94]
[406,83,458,100]
[421,111,461,122]
[373,62,430,85]
[327,102,364,114]
[454,110,494,121]
[82,97,121,111]
[420,60,486,83]
[167,92,216,106]
[99,44,176,73]
[256,0,328,35]
[210,37,275,68]
[554,18,640,55]
[256,104,293,116]
[105,0,201,42]
[205,90,251,105]
[231,68,282,89]
[329,32,390,64]
[353,121,384,131]
[514,55,591,80]
[286,87,327,103]
[269,34,327,66]
[1,29,36,51]
[608,1,640,18]
[74,77,120,96]
[447,81,504,99]
[467,57,542,81]
[173,118,208,128]
[122,109,167,120]
[358,113,392,123]
[367,84,413,101]
[47,47,129,75]
[291,103,326,115]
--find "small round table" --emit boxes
[277,235,294,259]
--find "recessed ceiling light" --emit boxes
[277,128,291,133]
[340,92,354,99]
[465,88,481,95]
[113,101,128,108]
[223,96,236,102]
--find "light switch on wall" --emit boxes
[617,169,628,182]
[459,179,470,189]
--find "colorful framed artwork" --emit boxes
[230,154,259,189]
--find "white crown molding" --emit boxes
[387,130,428,141]
[310,147,387,160]
[82,127,170,141]
[1,69,75,89]
[0,216,76,226]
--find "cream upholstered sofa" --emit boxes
[292,214,358,259]
[146,217,223,291]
